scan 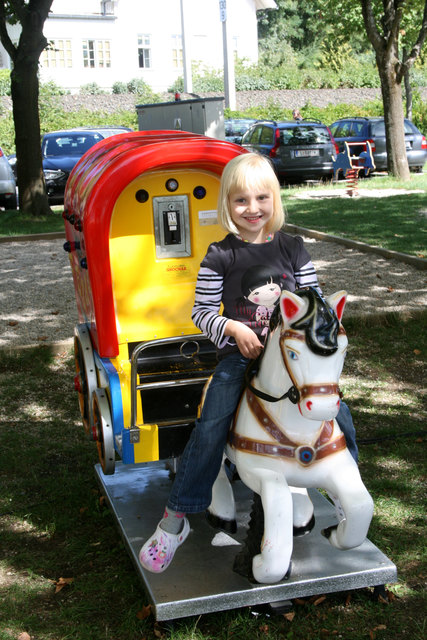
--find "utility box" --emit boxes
[136,97,225,139]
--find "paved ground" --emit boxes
[1,235,426,350]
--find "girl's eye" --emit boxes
[287,350,298,361]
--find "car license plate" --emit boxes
[294,149,320,158]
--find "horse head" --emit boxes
[276,287,348,421]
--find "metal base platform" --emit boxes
[95,461,397,621]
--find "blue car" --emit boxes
[42,126,132,204]
[329,117,427,173]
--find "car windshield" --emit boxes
[372,120,415,136]
[279,126,330,146]
[225,120,255,136]
[43,133,103,157]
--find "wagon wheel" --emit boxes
[92,388,115,475]
[74,324,97,438]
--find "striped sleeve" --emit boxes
[294,260,322,294]
[191,267,230,348]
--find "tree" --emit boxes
[0,0,53,214]
[317,0,427,180]
[361,0,427,179]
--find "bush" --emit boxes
[168,77,184,94]
[39,79,68,97]
[0,69,11,96]
[0,111,15,155]
[411,91,427,131]
[224,99,385,127]
[79,82,106,95]
[112,81,128,94]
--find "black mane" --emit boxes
[291,288,339,356]
[270,287,339,356]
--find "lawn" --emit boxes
[283,173,427,258]
[1,175,426,259]
[0,311,426,640]
[0,207,64,237]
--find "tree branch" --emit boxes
[0,1,17,60]
[361,0,385,53]
[396,1,427,83]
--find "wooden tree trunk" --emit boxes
[11,60,51,215]
[376,52,410,181]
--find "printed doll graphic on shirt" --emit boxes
[240,265,283,337]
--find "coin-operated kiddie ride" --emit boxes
[64,131,396,621]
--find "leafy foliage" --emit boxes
[0,69,11,96]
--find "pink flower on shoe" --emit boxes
[139,518,190,573]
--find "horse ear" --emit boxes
[280,290,308,323]
[326,291,347,322]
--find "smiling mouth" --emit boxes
[244,215,263,223]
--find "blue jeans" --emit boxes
[167,353,358,514]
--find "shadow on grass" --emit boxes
[0,321,426,639]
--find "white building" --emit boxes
[0,0,276,93]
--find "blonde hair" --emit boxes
[218,153,285,235]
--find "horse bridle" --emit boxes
[244,327,344,405]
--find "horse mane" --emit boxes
[269,288,339,356]
[290,288,339,356]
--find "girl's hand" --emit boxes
[225,320,264,359]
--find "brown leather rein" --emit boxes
[232,326,347,465]
[229,388,347,465]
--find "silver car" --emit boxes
[0,146,17,209]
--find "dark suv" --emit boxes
[42,126,132,203]
[240,119,338,183]
[329,117,427,172]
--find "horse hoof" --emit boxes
[293,514,315,537]
[252,556,292,584]
[205,510,237,534]
[321,524,338,539]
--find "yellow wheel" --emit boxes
[92,388,115,475]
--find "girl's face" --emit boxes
[247,280,281,308]
[228,185,274,243]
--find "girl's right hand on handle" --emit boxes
[225,320,263,359]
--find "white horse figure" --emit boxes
[208,288,374,584]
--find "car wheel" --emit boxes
[7,194,18,210]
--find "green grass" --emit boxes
[283,173,427,258]
[0,207,65,237]
[0,312,426,639]
[1,175,426,258]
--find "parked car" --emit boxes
[0,146,17,209]
[224,118,258,144]
[41,126,132,203]
[240,119,338,183]
[329,117,427,172]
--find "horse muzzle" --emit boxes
[298,383,341,420]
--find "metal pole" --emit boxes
[220,0,236,110]
[180,0,193,93]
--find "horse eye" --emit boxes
[287,350,298,361]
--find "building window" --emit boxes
[41,39,72,68]
[138,34,151,68]
[82,39,111,68]
[172,35,183,68]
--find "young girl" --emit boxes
[139,152,358,573]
